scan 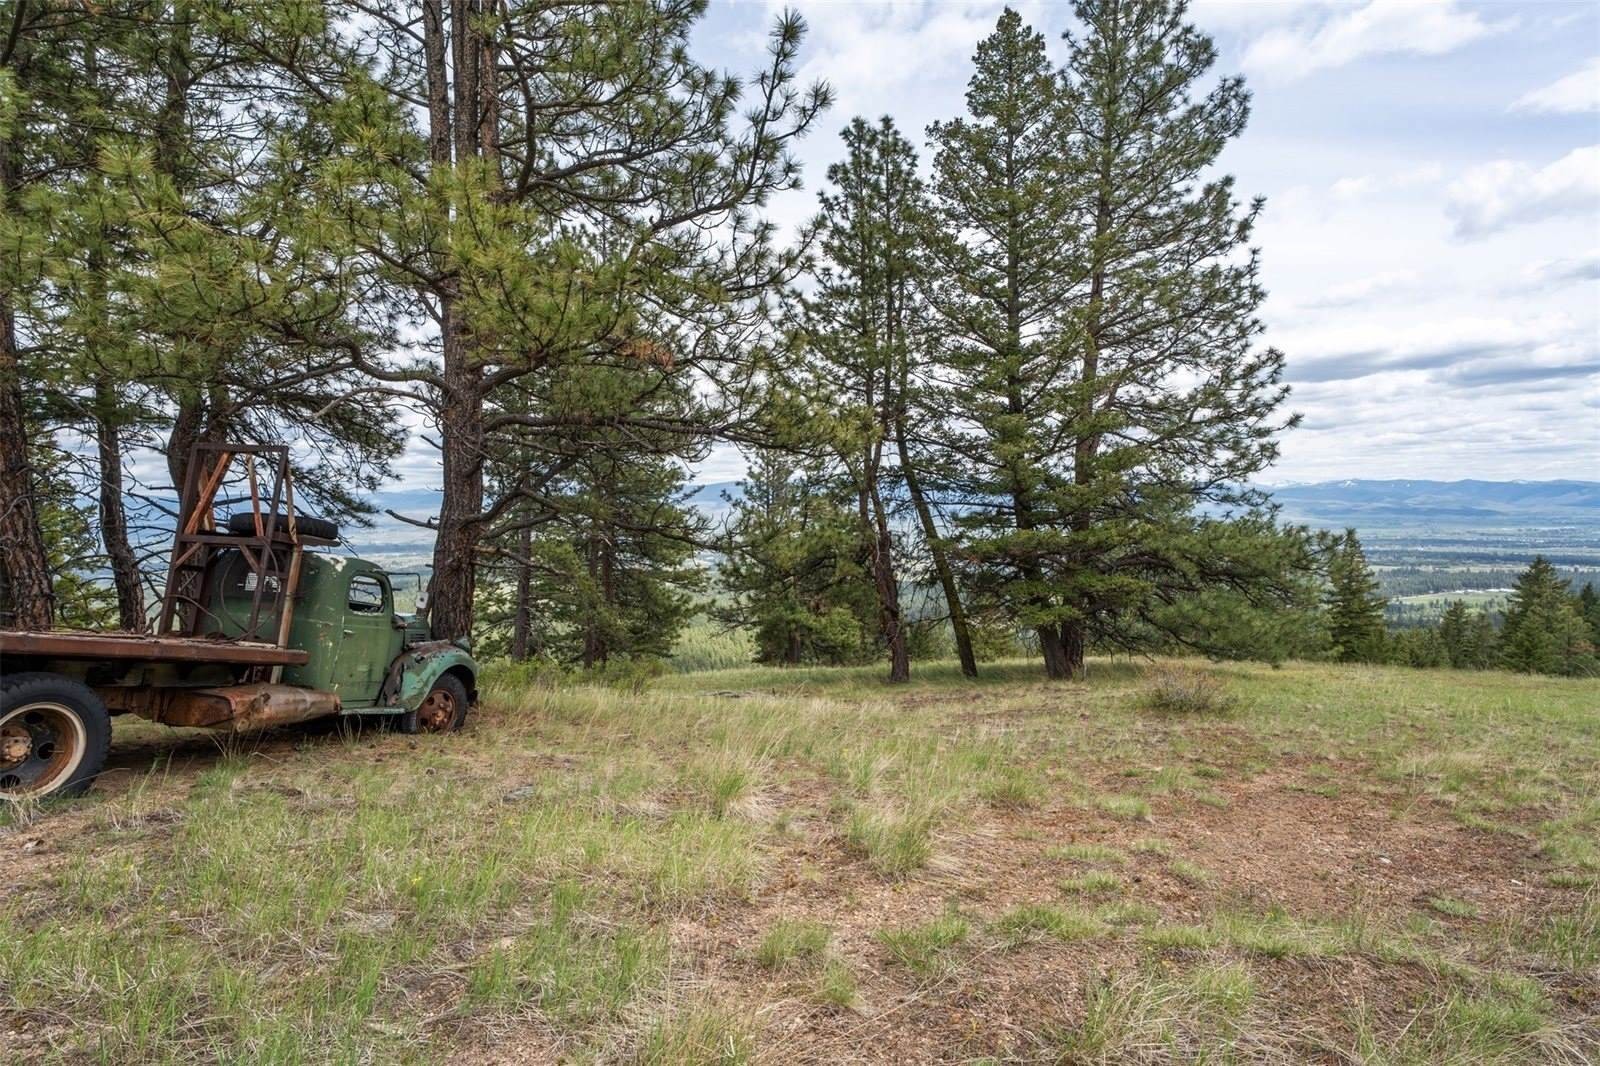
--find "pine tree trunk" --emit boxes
[1038,624,1071,679]
[428,312,485,642]
[423,0,495,643]
[895,421,975,677]
[1060,621,1084,678]
[510,523,532,660]
[94,382,145,631]
[865,480,909,683]
[0,300,54,630]
[581,526,602,668]
[0,100,53,630]
[1062,188,1110,682]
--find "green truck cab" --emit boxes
[211,549,476,715]
[0,445,477,800]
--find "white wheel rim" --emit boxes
[0,702,89,797]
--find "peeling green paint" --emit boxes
[208,550,476,713]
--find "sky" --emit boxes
[662,0,1600,486]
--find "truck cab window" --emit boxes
[348,575,388,615]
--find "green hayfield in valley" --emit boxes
[2,659,1596,1063]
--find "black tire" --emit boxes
[226,511,339,541]
[0,672,112,799]
[396,672,470,735]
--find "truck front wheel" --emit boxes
[0,673,112,799]
[397,673,469,735]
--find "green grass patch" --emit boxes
[994,904,1105,945]
[1094,793,1152,821]
[877,913,971,978]
[755,919,831,970]
[1048,842,1126,865]
[1060,870,1123,897]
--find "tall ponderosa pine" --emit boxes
[1325,528,1386,663]
[924,10,1081,677]
[1046,0,1294,671]
[925,3,1296,679]
[327,4,829,641]
[802,117,929,682]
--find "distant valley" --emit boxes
[346,478,1600,616]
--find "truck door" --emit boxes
[331,571,402,706]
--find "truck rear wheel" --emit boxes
[0,673,111,799]
[397,673,469,735]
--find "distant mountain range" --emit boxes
[1262,480,1600,528]
[341,478,1600,561]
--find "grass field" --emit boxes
[2,658,1597,1063]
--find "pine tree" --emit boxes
[924,9,1082,677]
[1500,557,1597,676]
[802,117,929,682]
[1438,599,1496,669]
[1578,582,1600,645]
[717,452,876,666]
[323,6,829,641]
[1048,0,1295,671]
[1325,529,1387,663]
[924,3,1296,678]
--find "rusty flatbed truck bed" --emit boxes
[1,443,477,800]
[0,631,308,667]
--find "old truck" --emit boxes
[0,445,476,799]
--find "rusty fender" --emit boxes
[102,684,341,731]
[378,640,478,712]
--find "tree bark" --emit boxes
[428,314,485,641]
[510,521,532,660]
[0,94,54,630]
[94,381,145,631]
[1038,623,1071,678]
[1063,186,1112,679]
[424,0,499,642]
[895,421,975,677]
[0,301,54,630]
[863,479,909,683]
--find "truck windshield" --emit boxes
[387,572,425,616]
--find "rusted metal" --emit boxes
[0,630,307,666]
[1,723,29,763]
[417,686,456,731]
[376,640,477,712]
[158,444,301,645]
[101,682,339,730]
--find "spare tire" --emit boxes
[227,512,340,541]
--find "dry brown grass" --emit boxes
[2,657,1597,1063]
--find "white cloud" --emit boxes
[769,1,1042,120]
[1327,163,1442,201]
[1296,270,1420,309]
[1241,0,1504,80]
[1521,251,1600,288]
[1513,56,1600,114]
[1446,145,1600,238]
[1330,175,1372,200]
